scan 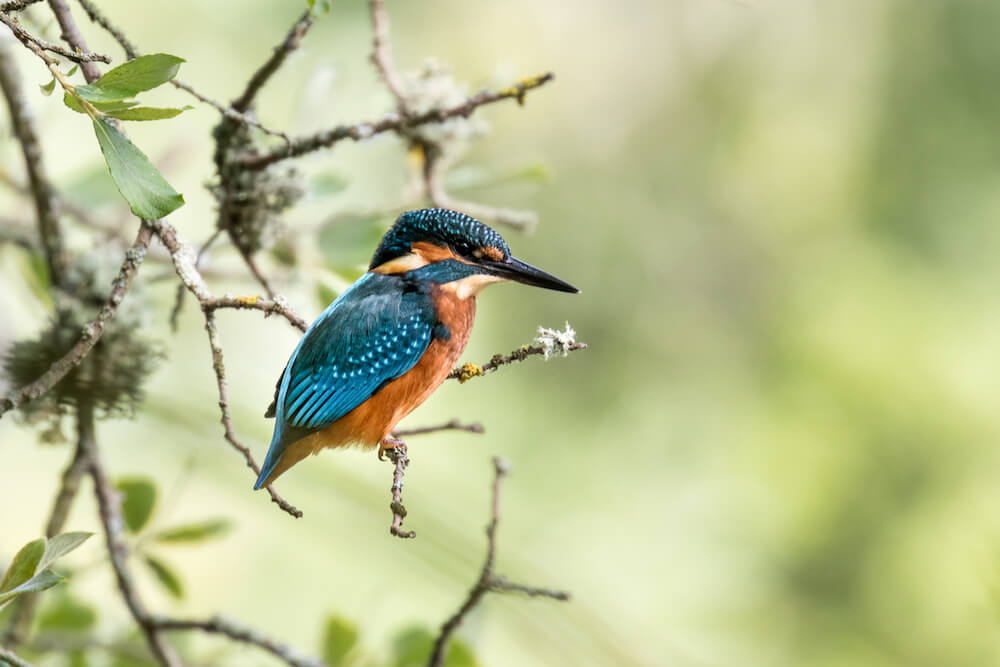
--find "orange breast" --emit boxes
[260,289,476,486]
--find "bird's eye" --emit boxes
[453,240,475,256]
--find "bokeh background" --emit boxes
[4,0,1000,665]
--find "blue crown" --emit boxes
[369,208,511,269]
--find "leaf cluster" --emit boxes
[0,533,91,611]
[45,54,191,219]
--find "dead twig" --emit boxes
[384,443,415,539]
[427,457,569,667]
[203,310,303,518]
[448,341,587,383]
[238,73,555,170]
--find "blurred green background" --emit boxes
[4,0,1000,665]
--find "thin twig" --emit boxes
[447,341,587,383]
[73,0,135,57]
[0,0,44,12]
[368,0,407,108]
[153,616,325,667]
[0,12,110,64]
[172,79,290,140]
[427,458,569,667]
[0,647,35,667]
[385,443,415,539]
[238,73,555,170]
[77,399,182,667]
[0,24,68,285]
[0,224,152,418]
[169,228,221,331]
[236,244,277,298]
[151,220,307,332]
[203,310,302,518]
[231,9,313,113]
[45,0,101,82]
[74,0,290,140]
[393,420,484,438]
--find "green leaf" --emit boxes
[105,105,191,121]
[321,615,358,666]
[143,555,183,599]
[151,519,233,544]
[388,627,478,667]
[307,0,333,14]
[38,532,92,571]
[0,538,46,594]
[92,118,185,219]
[92,53,185,97]
[39,593,96,632]
[67,65,78,77]
[444,640,479,667]
[391,626,434,667]
[64,93,140,114]
[114,477,157,533]
[71,84,134,103]
[40,78,56,96]
[0,571,64,609]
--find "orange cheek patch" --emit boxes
[481,245,504,261]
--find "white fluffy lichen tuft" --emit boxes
[534,321,577,360]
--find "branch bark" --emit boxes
[237,73,555,170]
[45,0,101,82]
[427,458,569,667]
[0,24,68,286]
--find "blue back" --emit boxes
[254,272,437,488]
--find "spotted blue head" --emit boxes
[370,208,579,293]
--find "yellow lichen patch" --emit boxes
[237,295,260,306]
[457,362,483,384]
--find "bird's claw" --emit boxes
[378,436,405,461]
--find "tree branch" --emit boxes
[78,399,182,667]
[74,0,290,140]
[45,0,101,82]
[0,646,35,667]
[203,310,302,518]
[0,12,109,64]
[0,23,69,286]
[153,616,325,667]
[237,73,555,170]
[428,458,569,667]
[448,341,587,383]
[393,419,484,438]
[0,224,152,419]
[230,10,313,113]
[151,219,307,332]
[384,442,415,539]
[0,0,43,12]
[368,0,407,108]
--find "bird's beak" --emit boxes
[484,255,580,293]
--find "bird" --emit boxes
[254,207,578,489]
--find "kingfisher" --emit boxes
[254,208,578,489]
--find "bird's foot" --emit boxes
[378,436,405,461]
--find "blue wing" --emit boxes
[254,273,435,488]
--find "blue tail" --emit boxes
[254,427,285,490]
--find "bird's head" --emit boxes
[369,208,578,297]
